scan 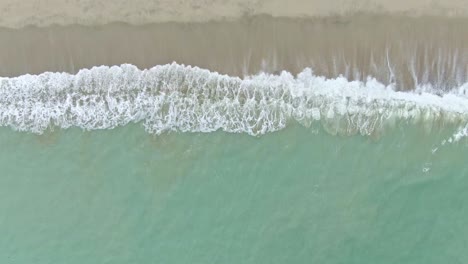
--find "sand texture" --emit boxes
[0,0,467,28]
[0,15,466,90]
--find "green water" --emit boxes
[0,125,467,263]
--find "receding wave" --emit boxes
[1,63,467,140]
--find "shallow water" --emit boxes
[0,124,467,263]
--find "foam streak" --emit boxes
[1,63,467,138]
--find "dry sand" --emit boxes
[0,15,466,90]
[0,0,467,28]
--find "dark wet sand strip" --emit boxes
[0,15,466,90]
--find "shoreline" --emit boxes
[0,15,466,90]
[1,63,467,138]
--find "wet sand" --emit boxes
[0,15,466,90]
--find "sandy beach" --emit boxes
[0,15,466,90]
[0,0,467,28]
[0,0,467,90]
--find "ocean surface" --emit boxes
[1,62,468,263]
[0,11,468,264]
[1,123,468,263]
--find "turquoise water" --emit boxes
[1,124,467,263]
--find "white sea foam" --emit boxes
[0,63,467,139]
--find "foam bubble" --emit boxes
[0,63,467,138]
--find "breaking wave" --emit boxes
[1,63,467,140]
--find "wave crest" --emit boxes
[1,63,467,138]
